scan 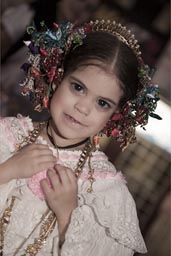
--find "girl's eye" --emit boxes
[97,99,111,109]
[72,83,84,93]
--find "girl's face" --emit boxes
[50,65,123,144]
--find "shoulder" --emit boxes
[91,150,118,173]
[0,115,33,152]
[0,114,33,132]
[88,152,138,228]
[89,150,126,185]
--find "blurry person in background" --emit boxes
[1,0,36,60]
[34,0,102,29]
[57,0,102,24]
[1,0,102,61]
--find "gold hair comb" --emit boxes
[90,20,141,58]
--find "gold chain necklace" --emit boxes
[15,122,46,151]
[0,196,16,256]
[19,211,56,256]
[0,122,95,255]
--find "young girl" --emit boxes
[0,20,160,255]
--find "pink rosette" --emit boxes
[27,159,63,200]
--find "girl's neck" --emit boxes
[46,119,90,151]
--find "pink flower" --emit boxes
[43,96,49,108]
[112,113,123,121]
[111,128,119,137]
[40,47,49,56]
[27,170,47,200]
[48,67,56,82]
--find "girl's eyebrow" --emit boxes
[70,75,117,106]
[100,97,117,106]
[70,75,86,89]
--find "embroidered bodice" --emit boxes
[0,115,147,255]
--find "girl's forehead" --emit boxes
[69,64,119,87]
[76,60,115,73]
[67,65,123,103]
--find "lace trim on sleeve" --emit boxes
[0,115,33,153]
[65,180,147,254]
[87,181,147,253]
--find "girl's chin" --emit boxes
[51,119,93,141]
[53,127,89,142]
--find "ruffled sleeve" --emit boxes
[0,115,33,209]
[0,115,33,163]
[61,178,147,256]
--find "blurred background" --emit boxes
[1,1,170,255]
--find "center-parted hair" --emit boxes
[63,31,140,108]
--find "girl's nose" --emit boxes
[74,99,92,116]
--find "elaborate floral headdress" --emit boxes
[20,20,161,149]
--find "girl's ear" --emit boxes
[114,109,121,113]
[110,109,120,119]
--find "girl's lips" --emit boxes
[64,113,85,126]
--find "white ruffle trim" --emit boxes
[67,180,147,254]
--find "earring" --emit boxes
[93,134,100,150]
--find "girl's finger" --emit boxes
[40,178,53,196]
[47,169,61,189]
[38,155,57,163]
[65,167,77,184]
[26,144,57,157]
[37,161,56,172]
[54,164,70,185]
[26,143,50,150]
[34,148,56,157]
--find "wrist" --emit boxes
[57,214,70,230]
[57,212,72,239]
[0,162,13,184]
[57,205,77,226]
[57,218,69,249]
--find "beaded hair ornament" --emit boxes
[20,20,161,149]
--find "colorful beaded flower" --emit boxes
[102,64,161,149]
[20,21,92,111]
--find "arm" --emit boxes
[0,161,13,184]
[41,165,78,249]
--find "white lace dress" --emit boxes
[0,115,147,256]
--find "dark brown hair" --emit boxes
[63,31,140,108]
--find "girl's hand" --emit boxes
[1,144,57,182]
[40,165,78,236]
